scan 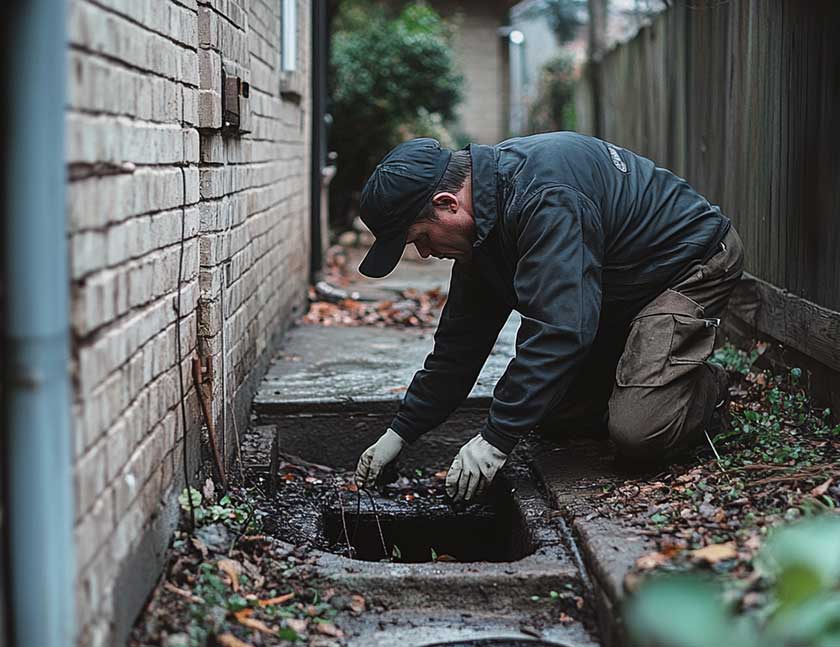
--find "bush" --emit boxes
[329,2,463,228]
[528,53,578,133]
[626,516,840,647]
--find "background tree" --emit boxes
[541,0,587,44]
[328,2,463,230]
[528,53,577,133]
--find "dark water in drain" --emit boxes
[323,493,531,562]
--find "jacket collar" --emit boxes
[469,143,498,249]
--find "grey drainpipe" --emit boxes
[3,0,75,645]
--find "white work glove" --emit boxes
[445,433,508,502]
[354,428,405,487]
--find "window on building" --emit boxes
[281,0,297,72]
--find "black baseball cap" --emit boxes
[358,138,452,278]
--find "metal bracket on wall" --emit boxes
[221,69,251,135]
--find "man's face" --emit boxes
[405,193,476,263]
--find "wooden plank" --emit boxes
[729,273,840,373]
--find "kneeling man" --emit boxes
[353,133,744,501]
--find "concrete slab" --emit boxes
[254,316,519,410]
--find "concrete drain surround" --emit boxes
[250,320,599,645]
[253,451,598,647]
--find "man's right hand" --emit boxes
[354,428,405,487]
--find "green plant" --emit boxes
[709,343,762,375]
[329,2,463,227]
[178,488,263,534]
[626,516,840,647]
[528,53,578,133]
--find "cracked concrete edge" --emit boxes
[569,516,652,647]
[524,439,656,647]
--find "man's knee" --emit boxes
[607,387,684,459]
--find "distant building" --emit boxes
[508,0,666,135]
[428,0,519,144]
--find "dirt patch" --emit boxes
[128,482,364,647]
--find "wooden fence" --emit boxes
[575,0,840,409]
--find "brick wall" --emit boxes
[66,1,310,644]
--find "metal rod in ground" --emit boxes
[268,429,280,495]
[192,357,228,489]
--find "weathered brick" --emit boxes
[75,489,115,570]
[75,439,108,521]
[70,1,312,644]
[69,1,198,85]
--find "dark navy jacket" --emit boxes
[389,132,730,453]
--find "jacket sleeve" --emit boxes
[481,186,604,454]
[389,262,512,443]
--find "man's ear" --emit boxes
[432,192,459,213]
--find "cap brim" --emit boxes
[358,234,406,278]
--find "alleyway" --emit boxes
[131,241,840,647]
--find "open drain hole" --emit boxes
[323,491,533,563]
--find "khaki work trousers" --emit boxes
[543,227,745,460]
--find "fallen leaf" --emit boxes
[810,477,833,497]
[163,582,204,604]
[692,542,737,563]
[258,592,295,607]
[217,559,242,592]
[659,542,684,559]
[344,482,359,492]
[286,618,308,634]
[190,537,208,560]
[234,609,276,635]
[315,622,344,638]
[216,633,253,647]
[635,551,669,570]
[349,594,366,614]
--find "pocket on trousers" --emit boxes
[670,314,717,365]
[616,313,717,388]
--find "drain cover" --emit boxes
[419,640,568,647]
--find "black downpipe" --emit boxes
[310,0,329,280]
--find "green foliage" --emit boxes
[178,487,263,534]
[528,53,578,133]
[329,2,463,224]
[714,367,839,471]
[626,516,840,647]
[710,343,762,375]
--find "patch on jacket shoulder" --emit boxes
[605,143,628,173]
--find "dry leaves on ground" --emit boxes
[302,287,446,328]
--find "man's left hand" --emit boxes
[445,433,508,501]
